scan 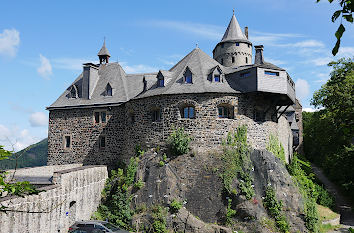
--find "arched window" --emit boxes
[180,105,195,119]
[184,68,193,84]
[106,83,112,96]
[70,85,78,98]
[217,104,234,119]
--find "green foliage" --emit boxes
[316,1,353,55]
[169,199,183,214]
[151,205,167,233]
[158,161,165,167]
[263,186,290,233]
[167,127,192,157]
[225,198,236,226]
[349,227,354,233]
[95,156,139,230]
[266,134,285,163]
[0,139,48,170]
[133,179,144,189]
[304,58,354,202]
[220,125,254,200]
[304,200,319,233]
[0,146,40,212]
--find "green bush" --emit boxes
[158,161,165,167]
[167,127,192,157]
[266,134,286,163]
[304,200,319,233]
[169,199,183,213]
[134,179,144,189]
[151,205,167,233]
[225,198,237,226]
[263,186,290,233]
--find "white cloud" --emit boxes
[37,54,52,78]
[303,107,324,112]
[52,58,95,71]
[29,112,48,127]
[337,46,354,57]
[290,40,325,48]
[310,57,332,66]
[121,62,157,73]
[0,124,41,151]
[146,20,223,40]
[295,78,310,101]
[0,28,20,58]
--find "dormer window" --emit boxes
[69,85,78,98]
[105,83,112,96]
[184,68,193,84]
[214,75,220,82]
[236,42,240,46]
[157,76,164,87]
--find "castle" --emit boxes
[47,13,301,166]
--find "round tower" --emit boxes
[213,12,252,67]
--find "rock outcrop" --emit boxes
[131,148,307,232]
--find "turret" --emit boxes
[213,11,252,67]
[97,39,111,64]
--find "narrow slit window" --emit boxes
[265,71,279,76]
[221,58,224,65]
[232,57,235,63]
[64,136,71,148]
[99,136,106,149]
[94,112,100,123]
[245,57,248,64]
[152,109,161,122]
[101,112,106,123]
[106,83,112,96]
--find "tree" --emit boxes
[316,0,354,55]
[304,57,354,199]
[0,145,39,212]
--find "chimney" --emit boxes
[82,63,99,99]
[244,27,248,39]
[254,45,264,64]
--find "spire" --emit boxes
[98,38,111,64]
[221,12,247,42]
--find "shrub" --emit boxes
[151,205,167,233]
[225,198,237,226]
[267,134,286,163]
[158,161,165,167]
[134,179,144,189]
[263,186,290,233]
[167,127,192,157]
[304,200,319,233]
[169,199,183,213]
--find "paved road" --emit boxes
[311,164,354,231]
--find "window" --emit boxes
[236,42,240,46]
[218,105,234,119]
[70,85,77,98]
[152,109,161,122]
[94,111,107,124]
[99,136,106,149]
[105,83,112,96]
[181,106,195,119]
[214,75,220,82]
[245,57,248,64]
[184,69,193,84]
[232,57,235,63]
[157,76,164,87]
[248,44,250,48]
[221,58,224,65]
[240,72,250,78]
[265,71,279,76]
[64,135,71,149]
[221,43,224,48]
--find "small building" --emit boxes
[47,12,301,166]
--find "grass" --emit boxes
[317,204,340,222]
[319,223,341,233]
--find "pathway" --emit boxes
[311,164,354,231]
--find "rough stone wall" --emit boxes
[277,115,293,163]
[0,165,108,233]
[213,42,252,67]
[48,93,293,165]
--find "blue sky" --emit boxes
[0,0,353,151]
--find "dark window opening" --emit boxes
[232,57,235,63]
[101,112,106,123]
[185,75,192,83]
[265,71,279,76]
[158,78,164,87]
[245,57,248,64]
[152,109,161,122]
[248,44,250,48]
[236,42,240,46]
[99,136,106,149]
[221,43,224,48]
[94,112,100,123]
[221,58,224,65]
[214,75,220,82]
[64,136,71,148]
[218,105,234,119]
[106,83,112,96]
[70,86,77,98]
[181,106,195,119]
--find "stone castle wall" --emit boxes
[0,165,108,233]
[48,93,292,166]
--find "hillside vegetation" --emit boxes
[0,138,48,170]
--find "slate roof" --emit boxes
[222,13,248,42]
[97,41,111,57]
[48,47,287,109]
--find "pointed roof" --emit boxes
[221,13,248,42]
[97,40,111,57]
